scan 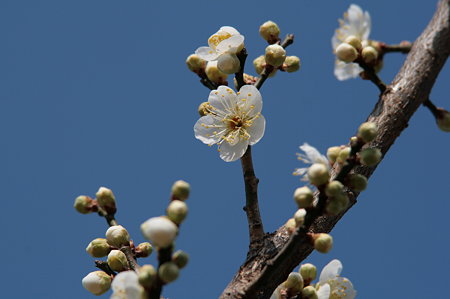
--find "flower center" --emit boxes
[208,32,232,49]
[228,116,244,130]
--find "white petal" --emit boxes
[319,259,343,284]
[347,4,371,39]
[329,277,356,299]
[247,114,265,145]
[331,33,341,51]
[236,85,262,117]
[317,283,331,299]
[194,115,227,145]
[362,11,371,40]
[220,26,240,36]
[195,46,219,61]
[111,271,144,299]
[334,61,362,81]
[208,85,237,114]
[293,167,308,176]
[299,143,328,165]
[219,138,249,162]
[216,35,245,54]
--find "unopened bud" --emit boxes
[167,200,188,224]
[259,21,280,43]
[186,54,206,74]
[105,225,130,248]
[437,109,450,132]
[358,122,378,142]
[336,147,351,164]
[138,265,157,288]
[283,272,304,293]
[350,136,359,146]
[265,44,286,67]
[313,233,333,253]
[344,35,362,51]
[86,238,111,258]
[325,193,349,216]
[283,56,301,73]
[325,181,344,197]
[158,262,179,283]
[205,61,227,84]
[335,43,358,63]
[107,250,129,272]
[362,46,378,64]
[294,186,314,208]
[302,285,318,299]
[96,186,116,215]
[74,195,95,214]
[171,180,190,201]
[135,242,153,258]
[359,148,382,166]
[82,271,112,296]
[348,174,368,192]
[172,250,189,269]
[217,53,241,74]
[307,163,330,186]
[141,216,178,248]
[299,263,317,284]
[284,218,297,234]
[327,146,341,163]
[294,209,307,227]
[198,102,210,117]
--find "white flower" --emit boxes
[317,259,356,299]
[140,216,178,248]
[332,4,371,80]
[194,85,266,162]
[111,271,145,299]
[195,26,244,62]
[294,143,328,180]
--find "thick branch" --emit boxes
[221,1,450,298]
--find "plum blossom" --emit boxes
[110,271,145,299]
[194,85,265,162]
[317,259,356,299]
[332,4,371,80]
[294,143,329,180]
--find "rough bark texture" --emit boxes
[221,1,450,298]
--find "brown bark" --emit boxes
[221,1,450,298]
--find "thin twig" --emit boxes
[423,98,440,118]
[381,41,412,53]
[235,49,248,90]
[149,246,173,299]
[356,58,387,93]
[95,260,116,276]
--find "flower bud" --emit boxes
[96,186,116,215]
[86,238,111,258]
[283,56,301,73]
[205,61,227,84]
[437,109,450,132]
[141,216,178,248]
[325,181,344,197]
[284,218,297,234]
[358,122,378,143]
[283,272,304,292]
[217,53,241,74]
[336,147,351,164]
[186,54,206,74]
[359,148,382,166]
[82,271,112,296]
[265,44,286,67]
[253,55,277,77]
[259,21,280,43]
[307,163,330,186]
[294,186,314,208]
[107,250,129,272]
[302,285,318,299]
[74,195,95,214]
[105,225,130,248]
[326,146,341,163]
[325,193,349,216]
[336,43,358,63]
[299,263,317,284]
[362,46,378,64]
[172,250,189,269]
[135,242,153,258]
[348,173,368,192]
[198,101,210,116]
[294,209,307,227]
[313,233,333,253]
[158,262,179,283]
[171,180,190,201]
[350,136,359,146]
[167,200,188,224]
[344,35,362,51]
[138,264,157,288]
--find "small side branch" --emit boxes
[381,41,412,53]
[235,49,248,90]
[356,58,387,93]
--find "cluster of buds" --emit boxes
[335,35,383,73]
[77,181,191,297]
[271,259,356,299]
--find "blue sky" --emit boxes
[1,0,449,298]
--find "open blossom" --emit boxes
[194,85,265,162]
[317,259,356,299]
[332,4,371,80]
[294,143,329,180]
[111,271,145,299]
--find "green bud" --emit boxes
[348,174,368,192]
[283,272,304,293]
[313,233,333,253]
[358,122,378,142]
[105,225,130,248]
[344,35,362,51]
[335,43,358,63]
[325,193,349,216]
[265,44,286,67]
[359,148,382,166]
[167,200,188,224]
[437,109,450,132]
[158,262,179,283]
[96,186,116,215]
[299,263,317,284]
[82,271,112,296]
[259,21,280,43]
[74,195,95,214]
[293,186,314,208]
[138,264,157,288]
[135,242,153,258]
[107,250,128,272]
[283,56,301,73]
[205,61,227,84]
[172,250,189,269]
[307,163,330,186]
[326,146,341,164]
[186,54,206,74]
[284,218,297,234]
[325,181,344,197]
[86,238,111,258]
[171,180,190,201]
[302,285,318,299]
[336,147,351,164]
[294,209,307,227]
[362,46,378,63]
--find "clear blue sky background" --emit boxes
[1,0,449,298]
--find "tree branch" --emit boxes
[235,49,248,91]
[221,1,450,298]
